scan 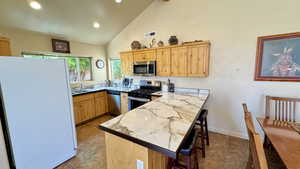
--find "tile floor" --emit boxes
[55,115,251,169]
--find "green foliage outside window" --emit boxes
[23,53,92,83]
[111,59,121,80]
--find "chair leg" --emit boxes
[186,156,192,169]
[194,149,199,169]
[200,121,206,158]
[204,117,209,146]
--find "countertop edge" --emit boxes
[98,125,177,159]
[72,88,133,96]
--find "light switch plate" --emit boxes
[136,159,144,169]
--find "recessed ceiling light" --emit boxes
[115,0,122,3]
[93,22,100,29]
[29,0,42,10]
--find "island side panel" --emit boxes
[105,132,168,169]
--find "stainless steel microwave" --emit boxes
[133,61,156,76]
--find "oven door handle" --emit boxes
[128,96,150,102]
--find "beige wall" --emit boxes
[0,26,108,83]
[107,0,300,138]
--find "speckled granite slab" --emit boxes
[99,91,209,158]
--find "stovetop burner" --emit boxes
[129,86,161,99]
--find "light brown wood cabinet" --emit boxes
[94,92,108,116]
[156,48,171,76]
[121,92,128,114]
[73,93,96,125]
[73,91,108,125]
[171,46,188,77]
[187,45,210,77]
[120,41,210,78]
[120,51,133,76]
[0,37,11,56]
[133,50,156,62]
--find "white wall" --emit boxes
[0,26,108,83]
[107,0,300,138]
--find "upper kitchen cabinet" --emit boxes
[120,51,133,76]
[187,43,210,77]
[0,37,11,56]
[171,46,188,77]
[156,48,171,76]
[120,41,210,77]
[133,49,156,62]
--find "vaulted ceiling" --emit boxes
[0,0,153,45]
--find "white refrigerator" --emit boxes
[0,57,77,169]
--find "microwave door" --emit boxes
[134,64,148,75]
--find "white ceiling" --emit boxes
[0,0,154,45]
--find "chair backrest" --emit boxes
[266,96,300,122]
[242,103,268,169]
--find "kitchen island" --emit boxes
[99,90,209,169]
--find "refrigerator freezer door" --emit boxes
[0,57,77,169]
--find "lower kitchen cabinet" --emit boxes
[73,91,108,125]
[73,93,96,125]
[95,92,108,116]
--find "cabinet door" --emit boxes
[95,92,108,116]
[187,45,210,77]
[171,47,188,76]
[133,50,156,62]
[0,38,11,56]
[156,48,171,76]
[133,51,147,62]
[120,92,128,114]
[120,52,133,76]
[73,94,96,124]
[145,50,156,61]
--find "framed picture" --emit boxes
[255,32,300,82]
[52,39,70,53]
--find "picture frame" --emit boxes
[52,39,70,53]
[255,32,300,82]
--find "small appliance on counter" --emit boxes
[167,79,175,92]
[104,80,112,87]
[128,80,161,110]
[122,78,133,88]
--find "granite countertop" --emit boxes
[99,90,209,158]
[72,86,138,96]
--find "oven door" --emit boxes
[128,96,150,110]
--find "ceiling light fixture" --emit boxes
[115,0,122,3]
[29,0,42,10]
[93,22,100,29]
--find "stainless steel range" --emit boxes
[128,80,161,110]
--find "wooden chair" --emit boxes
[242,103,268,169]
[265,96,300,122]
[172,129,199,169]
[195,109,209,158]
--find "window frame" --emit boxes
[22,52,93,83]
[110,58,122,80]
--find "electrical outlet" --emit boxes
[136,159,144,169]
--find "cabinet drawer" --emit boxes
[73,93,94,102]
[133,50,156,62]
[94,91,107,98]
